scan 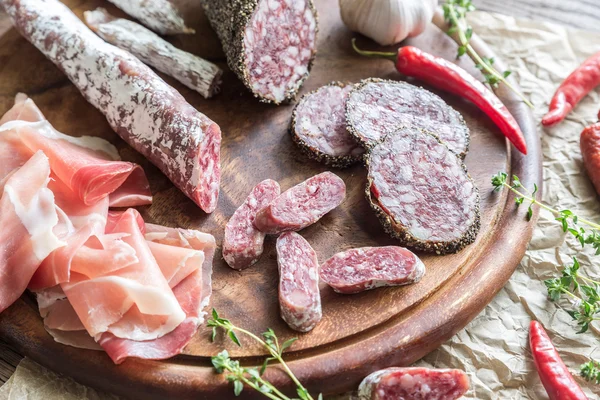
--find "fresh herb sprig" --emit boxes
[581,359,600,383]
[442,0,534,108]
[207,309,321,400]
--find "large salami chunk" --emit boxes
[254,172,346,234]
[358,367,470,400]
[366,126,480,254]
[346,78,470,158]
[1,0,221,213]
[202,0,318,104]
[291,82,364,167]
[319,247,425,294]
[222,179,281,270]
[276,232,321,332]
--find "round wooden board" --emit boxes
[0,0,541,398]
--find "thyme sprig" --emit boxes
[443,0,534,108]
[207,309,321,400]
[581,359,600,383]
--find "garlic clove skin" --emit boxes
[340,0,438,46]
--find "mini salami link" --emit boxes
[2,0,222,213]
[358,367,470,400]
[346,78,470,158]
[107,0,193,35]
[202,0,318,105]
[276,232,321,332]
[366,126,480,254]
[84,8,222,99]
[222,179,281,270]
[290,82,365,167]
[254,172,346,235]
[319,247,425,294]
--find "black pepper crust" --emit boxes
[365,126,481,255]
[345,77,471,159]
[202,0,318,105]
[289,81,364,168]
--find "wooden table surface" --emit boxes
[0,0,598,388]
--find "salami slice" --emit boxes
[319,247,425,294]
[254,172,346,234]
[222,179,281,270]
[202,0,318,104]
[358,367,470,400]
[366,126,480,254]
[291,82,364,167]
[346,78,470,158]
[2,0,222,213]
[276,232,321,332]
[84,8,222,99]
[107,0,193,35]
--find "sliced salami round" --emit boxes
[358,367,470,400]
[319,247,425,294]
[276,232,321,332]
[366,126,480,254]
[222,179,281,270]
[291,82,364,167]
[346,78,470,158]
[254,172,346,235]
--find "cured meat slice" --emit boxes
[291,82,364,167]
[276,232,321,332]
[367,126,480,254]
[254,172,346,234]
[106,0,193,35]
[85,8,222,99]
[202,0,318,104]
[1,0,221,213]
[346,78,470,158]
[223,179,281,270]
[319,247,425,294]
[358,367,470,400]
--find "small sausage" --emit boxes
[580,122,600,196]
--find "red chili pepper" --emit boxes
[542,51,600,127]
[529,321,588,400]
[352,40,528,155]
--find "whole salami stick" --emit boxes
[107,0,193,35]
[84,8,222,99]
[1,0,221,213]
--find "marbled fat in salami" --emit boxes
[276,232,321,332]
[291,82,364,167]
[366,126,480,254]
[107,0,193,35]
[346,78,470,157]
[222,179,281,270]
[254,172,346,234]
[319,247,425,294]
[1,0,221,213]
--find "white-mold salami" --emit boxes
[276,231,321,332]
[84,8,222,99]
[358,367,470,400]
[107,0,193,35]
[366,126,480,254]
[223,179,281,270]
[319,247,425,294]
[346,78,470,157]
[254,172,346,235]
[1,0,222,213]
[291,82,364,167]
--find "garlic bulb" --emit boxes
[340,0,438,46]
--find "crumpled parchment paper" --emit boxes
[2,10,600,400]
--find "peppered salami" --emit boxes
[291,82,364,167]
[366,126,480,254]
[2,0,221,213]
[358,367,470,400]
[202,0,318,104]
[346,78,470,158]
[276,231,321,332]
[107,0,193,35]
[319,247,425,294]
[254,172,346,234]
[223,179,281,270]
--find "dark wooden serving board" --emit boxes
[0,0,541,398]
